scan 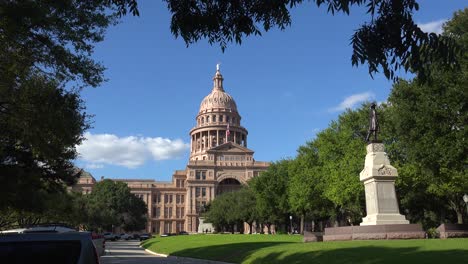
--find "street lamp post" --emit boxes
[289,215,293,235]
[463,194,468,215]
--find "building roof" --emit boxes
[199,69,238,113]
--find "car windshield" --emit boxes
[0,240,81,264]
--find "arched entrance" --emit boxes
[216,178,242,195]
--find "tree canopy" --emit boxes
[85,179,147,231]
[0,76,89,212]
[0,0,137,214]
[3,1,459,84]
[163,0,459,81]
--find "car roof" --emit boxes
[0,225,77,234]
[0,232,97,264]
[0,228,28,234]
[0,232,91,241]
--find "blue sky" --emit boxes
[74,1,466,181]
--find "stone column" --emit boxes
[147,193,153,232]
[360,142,409,226]
[159,221,164,234]
[190,135,193,153]
[216,130,219,146]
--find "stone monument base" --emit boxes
[303,231,323,242]
[323,224,425,241]
[197,217,214,234]
[436,224,468,239]
[361,213,409,226]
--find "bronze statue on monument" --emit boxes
[365,102,379,142]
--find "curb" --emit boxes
[143,248,168,257]
[142,246,233,264]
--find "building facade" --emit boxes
[73,67,269,233]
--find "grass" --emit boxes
[141,234,468,264]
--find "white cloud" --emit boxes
[76,132,189,169]
[418,19,447,35]
[85,163,104,169]
[330,92,375,112]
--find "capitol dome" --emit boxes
[190,65,248,161]
[199,69,238,113]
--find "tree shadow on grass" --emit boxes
[247,246,468,264]
[164,241,296,263]
[169,244,468,264]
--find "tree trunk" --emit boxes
[300,214,304,235]
[449,199,463,224]
[249,222,253,234]
[457,211,463,224]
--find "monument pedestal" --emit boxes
[359,142,408,225]
[323,142,424,241]
[197,217,214,233]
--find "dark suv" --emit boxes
[0,232,100,264]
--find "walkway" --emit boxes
[101,241,232,264]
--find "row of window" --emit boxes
[152,207,185,219]
[151,221,185,234]
[218,155,252,161]
[176,179,185,188]
[195,187,207,197]
[196,201,207,213]
[198,115,238,126]
[195,170,206,180]
[153,194,185,204]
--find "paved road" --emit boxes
[101,241,232,264]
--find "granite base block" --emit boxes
[303,231,323,242]
[437,224,468,239]
[323,224,425,241]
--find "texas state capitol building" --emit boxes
[73,66,269,234]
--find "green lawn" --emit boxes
[141,234,468,264]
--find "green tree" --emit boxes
[205,188,257,234]
[236,187,258,234]
[387,9,467,224]
[250,160,291,233]
[205,191,241,233]
[0,0,138,89]
[311,107,371,225]
[84,179,147,232]
[288,145,331,233]
[0,0,138,213]
[0,76,89,212]
[0,187,86,230]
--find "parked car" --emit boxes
[178,231,189,235]
[0,225,76,234]
[89,232,106,257]
[120,233,132,240]
[0,225,105,258]
[0,232,100,264]
[139,233,152,241]
[160,233,177,237]
[131,233,140,240]
[103,232,116,241]
[103,232,119,241]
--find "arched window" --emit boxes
[226,116,230,123]
[201,117,204,124]
[213,115,216,122]
[219,115,223,122]
[206,116,210,123]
